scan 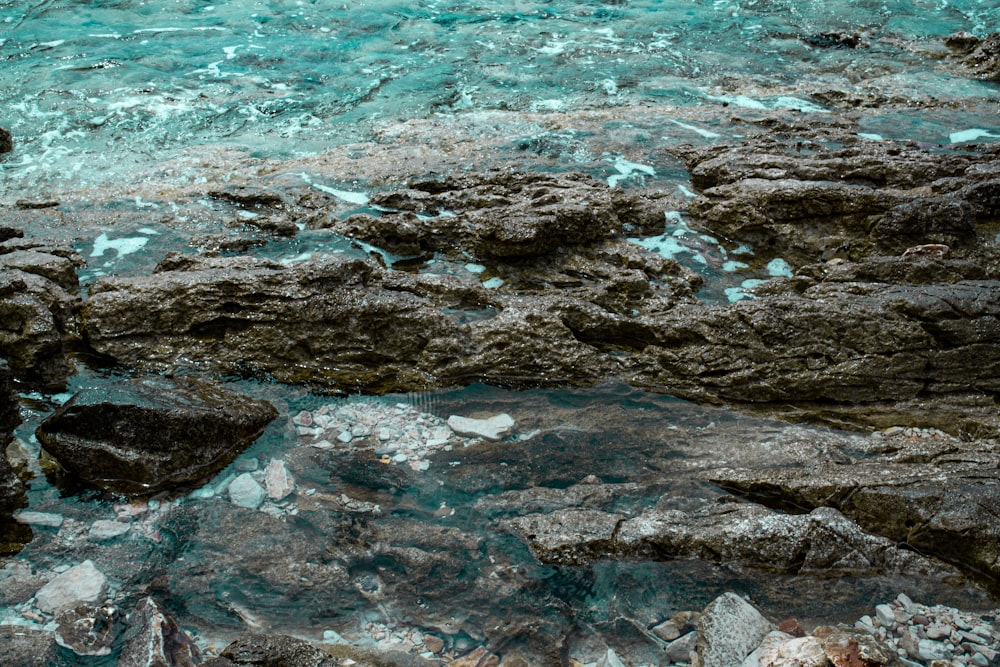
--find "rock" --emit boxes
[451,646,500,667]
[693,592,773,667]
[33,559,108,613]
[815,627,902,667]
[505,509,623,566]
[447,413,515,441]
[218,633,335,666]
[264,458,295,500]
[0,625,66,666]
[229,473,266,510]
[118,597,200,667]
[743,631,795,667]
[0,358,19,446]
[958,32,1000,80]
[0,126,11,154]
[35,377,278,495]
[14,511,63,528]
[53,604,120,657]
[665,631,699,663]
[88,519,130,541]
[0,251,79,292]
[756,636,828,667]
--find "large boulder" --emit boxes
[0,360,27,532]
[0,126,11,154]
[35,377,278,495]
[0,358,19,446]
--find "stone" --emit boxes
[34,560,108,613]
[14,511,64,528]
[0,251,79,292]
[229,473,266,510]
[264,458,295,500]
[88,519,130,541]
[694,592,773,667]
[876,604,897,628]
[918,639,950,662]
[665,630,699,663]
[506,509,623,566]
[596,648,626,667]
[818,628,901,667]
[0,625,65,666]
[53,604,120,657]
[0,126,11,154]
[35,376,278,495]
[447,413,516,441]
[118,597,200,667]
[757,636,828,667]
[743,631,795,667]
[451,646,500,667]
[0,358,19,447]
[219,633,335,666]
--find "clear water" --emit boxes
[3,0,1000,662]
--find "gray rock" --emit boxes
[35,376,278,495]
[13,511,63,528]
[918,639,950,662]
[34,560,108,613]
[0,625,67,666]
[229,473,266,510]
[0,251,78,292]
[53,604,120,657]
[218,633,335,666]
[447,413,515,441]
[118,597,200,667]
[665,630,699,664]
[88,519,130,541]
[693,592,773,667]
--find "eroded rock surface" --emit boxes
[35,377,278,495]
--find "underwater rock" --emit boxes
[35,377,278,495]
[0,126,11,154]
[118,597,200,667]
[53,603,120,657]
[710,438,1000,592]
[216,633,336,667]
[447,413,515,441]
[693,592,773,667]
[264,458,295,501]
[33,559,108,614]
[228,472,266,509]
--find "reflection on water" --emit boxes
[5,382,992,661]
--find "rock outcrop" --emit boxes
[35,377,278,495]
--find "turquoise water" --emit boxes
[2,0,999,190]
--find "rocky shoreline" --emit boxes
[1,30,1000,665]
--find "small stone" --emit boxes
[264,459,295,501]
[291,411,312,426]
[447,413,515,441]
[896,594,915,612]
[88,520,130,541]
[695,592,773,667]
[234,457,259,472]
[597,648,626,667]
[34,560,108,613]
[875,604,897,629]
[927,624,953,640]
[337,430,353,443]
[54,604,119,657]
[918,639,950,662]
[323,629,347,644]
[778,618,806,638]
[651,619,682,642]
[228,473,265,509]
[13,511,64,528]
[971,653,989,667]
[424,635,445,654]
[665,631,698,663]
[451,646,500,667]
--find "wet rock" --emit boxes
[264,458,295,501]
[53,603,120,657]
[452,646,501,667]
[35,377,278,495]
[757,635,828,667]
[33,559,108,614]
[447,413,515,441]
[0,251,79,292]
[218,633,336,666]
[229,473,266,509]
[88,519,131,541]
[957,32,1000,81]
[0,362,27,530]
[693,592,773,667]
[0,358,19,446]
[712,441,1000,591]
[0,126,11,154]
[506,509,623,566]
[118,597,200,667]
[0,625,67,666]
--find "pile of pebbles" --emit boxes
[857,594,998,666]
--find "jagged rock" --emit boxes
[0,251,79,292]
[506,509,623,566]
[0,126,11,154]
[35,377,278,495]
[710,439,1000,591]
[218,633,335,667]
[693,592,773,667]
[815,626,903,667]
[957,32,1000,81]
[264,458,295,501]
[0,625,67,666]
[118,597,200,667]
[53,604,120,657]
[33,560,108,614]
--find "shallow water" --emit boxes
[3,0,1000,662]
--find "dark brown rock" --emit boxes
[0,127,11,154]
[53,604,121,657]
[0,625,68,666]
[35,376,278,495]
[219,633,335,667]
[119,597,200,667]
[959,32,1000,80]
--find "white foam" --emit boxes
[677,184,697,198]
[704,93,828,113]
[949,128,1000,143]
[607,156,656,188]
[90,233,149,259]
[766,258,793,277]
[299,173,369,205]
[857,133,884,141]
[666,118,721,139]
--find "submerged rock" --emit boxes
[118,597,200,667]
[33,559,108,614]
[693,592,773,667]
[35,377,278,495]
[53,603,120,657]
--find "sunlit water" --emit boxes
[3,0,1000,662]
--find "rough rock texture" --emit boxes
[505,503,964,581]
[950,32,1000,81]
[0,625,68,667]
[33,559,108,614]
[53,604,120,657]
[118,597,200,667]
[0,359,24,526]
[218,634,336,667]
[0,126,11,154]
[0,358,19,446]
[0,234,83,391]
[693,592,773,667]
[35,377,278,495]
[710,435,1000,592]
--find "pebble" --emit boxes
[447,413,515,441]
[13,511,64,528]
[228,473,266,510]
[264,459,295,501]
[88,520,130,541]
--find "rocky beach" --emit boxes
[2,1,1000,665]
